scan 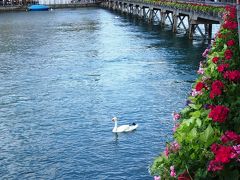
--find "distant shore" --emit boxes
[0,2,100,12]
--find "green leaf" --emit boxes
[199,124,214,145]
[196,118,202,127]
[189,104,201,110]
[189,127,198,139]
[190,110,201,118]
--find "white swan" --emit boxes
[112,117,138,133]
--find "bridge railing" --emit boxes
[177,0,236,5]
[113,0,225,19]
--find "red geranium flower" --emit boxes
[226,39,235,46]
[224,70,240,82]
[223,21,238,30]
[211,143,219,154]
[217,64,229,73]
[208,105,229,123]
[212,57,219,63]
[221,131,240,144]
[195,82,205,91]
[209,80,224,99]
[224,49,233,60]
[215,146,234,163]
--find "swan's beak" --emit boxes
[112,118,115,122]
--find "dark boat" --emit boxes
[27,4,49,11]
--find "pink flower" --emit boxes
[233,145,240,154]
[172,112,181,121]
[197,62,204,74]
[164,146,169,157]
[197,68,204,74]
[170,166,176,177]
[171,141,180,152]
[154,176,161,180]
[191,89,203,97]
[202,48,209,58]
[173,123,180,132]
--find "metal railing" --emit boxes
[0,0,237,6]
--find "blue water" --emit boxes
[0,8,206,179]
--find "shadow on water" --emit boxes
[111,10,210,45]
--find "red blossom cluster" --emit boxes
[217,64,229,73]
[224,49,233,60]
[195,82,206,91]
[209,80,224,99]
[221,131,240,144]
[226,5,237,19]
[222,21,238,30]
[222,5,237,30]
[207,5,240,175]
[212,56,219,64]
[208,131,240,172]
[226,39,235,46]
[208,105,229,123]
[224,70,240,82]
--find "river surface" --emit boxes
[0,8,207,179]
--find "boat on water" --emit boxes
[27,4,49,11]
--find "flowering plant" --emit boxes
[145,0,225,15]
[151,5,240,179]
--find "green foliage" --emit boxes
[151,6,240,179]
[144,0,225,14]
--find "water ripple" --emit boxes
[0,8,206,179]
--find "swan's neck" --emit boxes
[112,121,118,132]
[114,121,118,129]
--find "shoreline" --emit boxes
[0,3,100,12]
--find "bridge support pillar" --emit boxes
[172,14,178,33]
[189,24,195,39]
[160,11,166,26]
[148,8,153,22]
[205,24,212,39]
[143,7,147,20]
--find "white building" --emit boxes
[38,0,72,4]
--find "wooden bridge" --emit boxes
[101,0,239,40]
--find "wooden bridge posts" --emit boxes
[148,8,153,22]
[101,0,221,40]
[160,11,166,26]
[172,12,179,33]
[138,6,143,18]
[205,24,212,39]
